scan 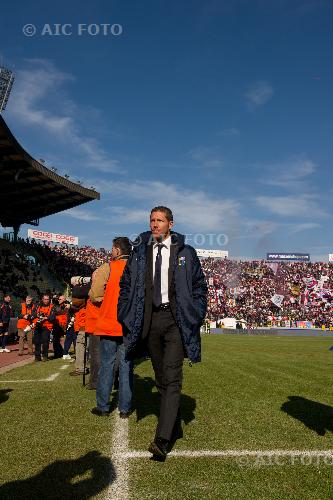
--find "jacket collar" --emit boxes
[134,231,185,254]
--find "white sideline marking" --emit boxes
[107,413,129,500]
[122,449,333,459]
[0,373,60,383]
[60,365,69,370]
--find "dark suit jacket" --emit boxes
[142,241,177,339]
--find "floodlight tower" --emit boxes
[0,67,14,113]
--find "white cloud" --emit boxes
[8,59,121,173]
[255,194,327,218]
[241,219,280,238]
[289,222,321,233]
[63,207,102,221]
[218,127,240,137]
[188,146,223,168]
[260,156,317,189]
[245,81,274,110]
[92,179,240,231]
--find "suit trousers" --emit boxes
[147,309,184,441]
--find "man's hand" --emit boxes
[24,314,29,319]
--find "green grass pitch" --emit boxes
[1,335,333,499]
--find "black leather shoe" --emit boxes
[91,407,109,417]
[148,438,169,460]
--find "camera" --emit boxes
[35,314,47,325]
[71,276,91,286]
[23,324,34,333]
[66,315,75,331]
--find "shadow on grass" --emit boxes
[133,374,196,425]
[0,451,115,500]
[0,388,13,405]
[281,396,333,436]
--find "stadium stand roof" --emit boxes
[0,115,100,231]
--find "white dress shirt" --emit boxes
[153,235,171,304]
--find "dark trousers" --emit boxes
[0,323,9,348]
[147,309,184,441]
[52,327,63,358]
[88,334,100,388]
[34,327,51,360]
[63,326,77,355]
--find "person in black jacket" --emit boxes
[0,295,14,353]
[118,206,207,460]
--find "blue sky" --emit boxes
[1,0,332,260]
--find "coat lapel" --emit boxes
[146,242,153,287]
[168,242,176,292]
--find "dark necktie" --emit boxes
[153,243,165,307]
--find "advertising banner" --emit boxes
[296,321,313,329]
[28,229,78,245]
[266,252,310,262]
[196,249,228,258]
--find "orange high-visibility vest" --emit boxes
[17,303,36,329]
[55,312,68,331]
[74,308,86,332]
[94,259,126,337]
[85,299,100,334]
[34,304,54,331]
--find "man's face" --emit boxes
[58,295,66,304]
[4,295,11,303]
[111,245,120,260]
[150,211,173,241]
[26,297,33,305]
[42,296,50,306]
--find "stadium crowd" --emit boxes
[1,237,333,330]
[202,258,333,328]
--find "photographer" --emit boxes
[33,294,55,362]
[52,295,70,359]
[17,295,36,356]
[69,280,90,377]
[62,310,76,360]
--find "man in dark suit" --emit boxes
[118,206,207,459]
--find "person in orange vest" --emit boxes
[52,295,70,359]
[69,284,90,377]
[33,294,55,362]
[17,295,36,356]
[90,237,132,417]
[84,297,101,390]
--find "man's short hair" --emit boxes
[150,206,173,222]
[113,237,132,256]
